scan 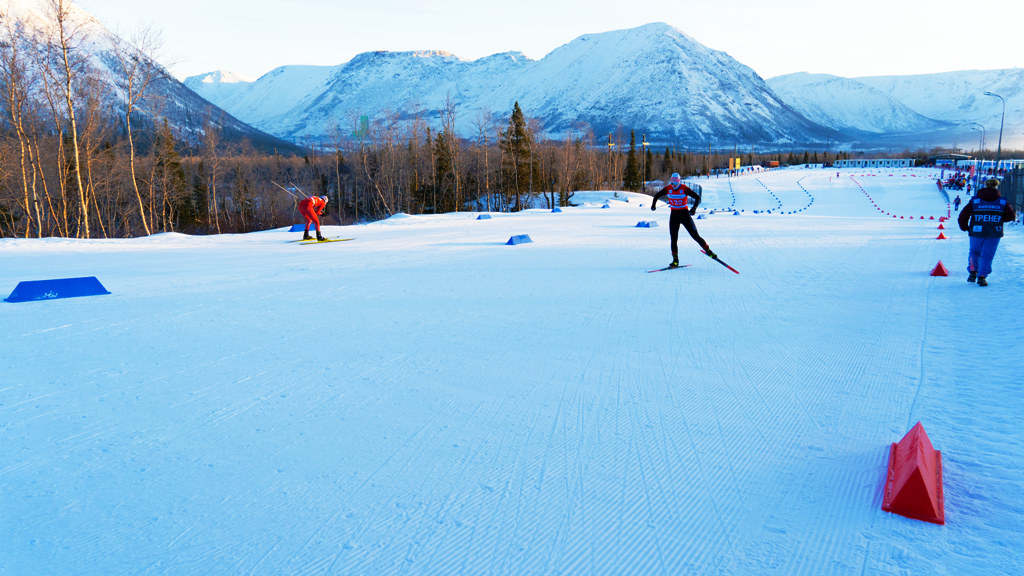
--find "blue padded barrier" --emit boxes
[5,277,110,303]
[477,214,492,220]
[506,235,533,245]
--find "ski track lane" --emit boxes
[3,172,1022,574]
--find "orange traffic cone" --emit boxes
[930,261,949,276]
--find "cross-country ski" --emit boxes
[702,250,740,274]
[647,264,692,273]
[287,236,354,243]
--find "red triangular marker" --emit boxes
[938,223,945,229]
[930,261,948,276]
[937,232,947,239]
[883,422,944,524]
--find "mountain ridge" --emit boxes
[193,22,834,146]
[766,72,952,136]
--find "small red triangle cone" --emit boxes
[931,261,949,276]
[937,232,947,239]
[938,223,945,229]
[883,422,944,524]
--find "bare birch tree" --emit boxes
[43,0,92,237]
[108,24,165,236]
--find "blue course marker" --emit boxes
[5,277,111,303]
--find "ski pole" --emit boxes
[270,180,301,200]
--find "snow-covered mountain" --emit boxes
[203,23,831,145]
[766,73,950,136]
[856,69,1024,124]
[1,0,295,151]
[855,69,1024,147]
[183,70,253,105]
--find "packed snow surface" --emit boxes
[3,168,1023,575]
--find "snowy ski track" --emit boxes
[2,167,1022,575]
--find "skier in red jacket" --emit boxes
[298,195,329,241]
[651,173,713,267]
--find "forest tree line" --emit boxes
[2,1,911,239]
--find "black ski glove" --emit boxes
[689,207,697,216]
[651,205,656,211]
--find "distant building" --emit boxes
[956,159,1024,171]
[928,154,970,167]
[835,158,915,168]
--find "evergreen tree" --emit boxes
[501,102,533,210]
[152,120,191,228]
[623,130,640,191]
[645,148,654,182]
[435,129,457,213]
[192,161,209,219]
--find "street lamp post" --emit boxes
[984,91,1005,172]
[968,125,985,190]
[968,122,985,154]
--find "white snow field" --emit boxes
[2,167,1022,575]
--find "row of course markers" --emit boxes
[753,177,783,213]
[850,175,950,220]
[793,177,815,212]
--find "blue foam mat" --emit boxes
[6,277,111,303]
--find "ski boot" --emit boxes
[316,232,326,242]
[967,271,977,283]
[302,231,312,241]
[704,246,717,259]
[669,255,679,268]
[977,276,988,286]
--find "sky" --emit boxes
[79,0,1023,82]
